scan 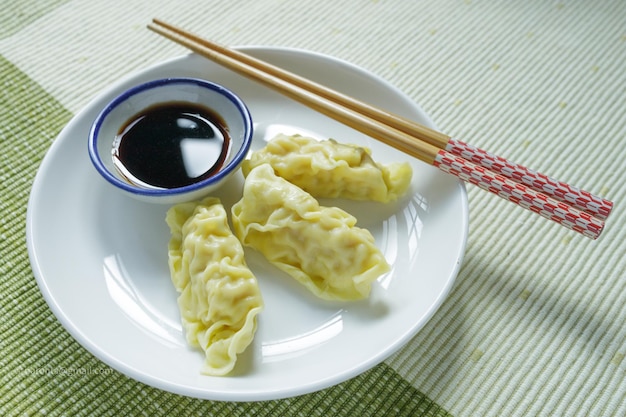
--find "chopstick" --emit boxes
[148,18,610,239]
[150,18,613,223]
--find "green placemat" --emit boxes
[1,0,625,416]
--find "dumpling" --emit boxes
[241,133,413,202]
[231,164,390,301]
[166,197,263,376]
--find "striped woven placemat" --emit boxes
[1,1,624,416]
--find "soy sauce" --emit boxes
[112,102,231,189]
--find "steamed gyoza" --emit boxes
[166,197,263,376]
[232,164,390,301]
[241,133,413,202]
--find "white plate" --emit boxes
[26,48,468,401]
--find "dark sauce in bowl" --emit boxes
[112,102,231,189]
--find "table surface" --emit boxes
[1,1,624,416]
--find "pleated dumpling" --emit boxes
[241,133,413,202]
[231,164,390,301]
[166,197,263,376]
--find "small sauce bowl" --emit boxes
[88,77,253,204]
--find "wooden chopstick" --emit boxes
[150,19,613,223]
[147,19,609,239]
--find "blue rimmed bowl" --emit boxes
[88,77,253,204]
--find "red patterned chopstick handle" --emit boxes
[446,139,613,221]
[434,150,605,239]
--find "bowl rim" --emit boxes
[88,77,253,197]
